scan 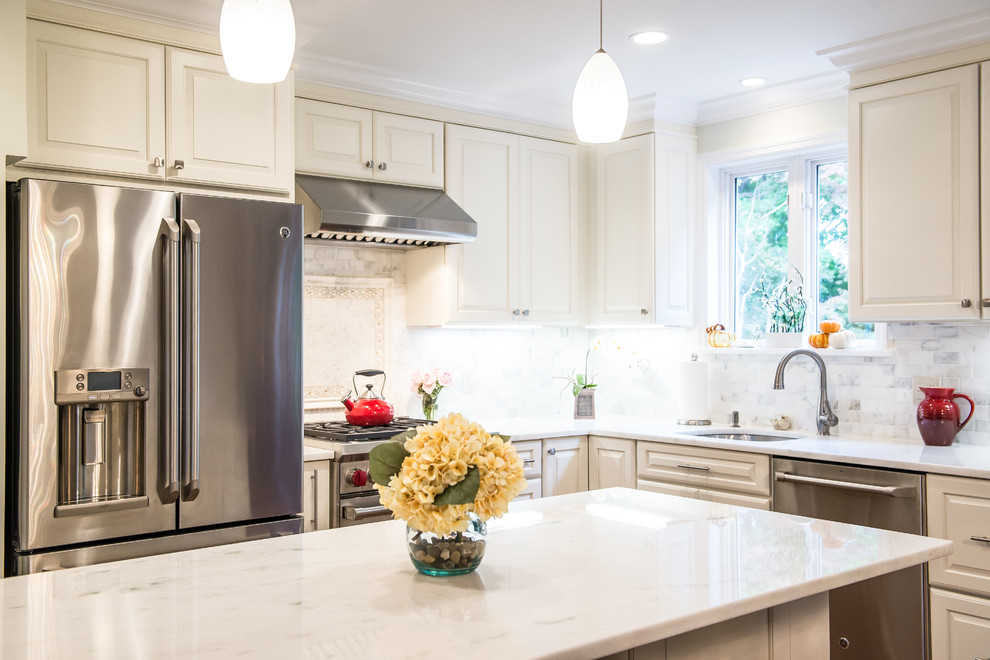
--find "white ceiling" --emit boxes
[53,0,990,128]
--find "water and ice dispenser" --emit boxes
[53,368,151,516]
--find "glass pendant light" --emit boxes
[572,0,628,143]
[220,0,296,84]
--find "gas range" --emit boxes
[303,417,434,456]
[303,417,435,528]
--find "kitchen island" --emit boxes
[0,488,950,659]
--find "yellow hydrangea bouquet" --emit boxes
[369,413,527,575]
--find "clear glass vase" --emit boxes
[406,514,487,576]
[422,395,438,421]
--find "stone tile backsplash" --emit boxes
[304,241,990,446]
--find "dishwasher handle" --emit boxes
[774,471,917,498]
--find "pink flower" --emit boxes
[437,371,452,386]
[421,373,436,390]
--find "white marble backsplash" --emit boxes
[304,240,990,446]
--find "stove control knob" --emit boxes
[348,469,368,487]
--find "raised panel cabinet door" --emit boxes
[542,436,589,497]
[302,460,331,532]
[654,132,695,327]
[848,65,980,321]
[518,137,580,324]
[444,125,519,323]
[930,588,990,660]
[26,21,165,178]
[590,436,636,490]
[596,134,655,324]
[982,64,990,319]
[295,99,373,179]
[167,48,292,192]
[927,474,990,596]
[373,112,444,188]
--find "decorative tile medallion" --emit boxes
[303,276,392,409]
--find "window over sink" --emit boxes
[716,147,880,348]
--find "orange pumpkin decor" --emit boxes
[819,320,841,333]
[808,332,830,349]
[705,324,735,348]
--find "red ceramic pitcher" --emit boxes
[917,387,975,446]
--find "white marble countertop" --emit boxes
[0,488,951,659]
[482,414,990,479]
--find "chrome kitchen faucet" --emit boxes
[772,349,839,435]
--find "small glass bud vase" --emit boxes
[421,393,439,421]
[407,513,486,576]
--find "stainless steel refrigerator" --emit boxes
[5,178,303,575]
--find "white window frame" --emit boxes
[710,145,885,349]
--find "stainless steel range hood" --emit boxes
[296,175,477,246]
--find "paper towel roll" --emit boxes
[678,358,710,423]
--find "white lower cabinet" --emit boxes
[930,588,990,660]
[512,440,543,501]
[590,436,636,490]
[302,460,331,532]
[927,474,990,659]
[636,442,771,510]
[543,436,589,497]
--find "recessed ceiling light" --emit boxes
[630,31,669,45]
[739,77,767,87]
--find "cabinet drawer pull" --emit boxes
[523,459,536,464]
[961,298,973,308]
[676,463,710,471]
[982,298,990,308]
[173,159,185,170]
[153,156,163,168]
[970,536,990,544]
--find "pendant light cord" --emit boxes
[599,0,604,50]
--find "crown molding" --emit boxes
[818,9,990,73]
[293,50,574,132]
[696,71,848,126]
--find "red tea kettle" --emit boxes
[340,369,395,426]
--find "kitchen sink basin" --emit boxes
[692,432,796,442]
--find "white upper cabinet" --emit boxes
[25,21,165,179]
[168,49,291,191]
[593,132,696,326]
[848,64,981,321]
[405,126,580,325]
[518,136,580,324]
[442,124,518,323]
[24,21,292,193]
[295,99,443,188]
[595,134,655,324]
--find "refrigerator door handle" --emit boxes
[160,218,181,504]
[181,218,202,501]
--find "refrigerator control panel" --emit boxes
[54,368,150,404]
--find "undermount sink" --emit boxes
[691,432,797,442]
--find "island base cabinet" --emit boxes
[600,592,828,660]
[930,588,990,660]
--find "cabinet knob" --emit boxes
[365,160,374,169]
[153,157,163,168]
[982,299,990,308]
[640,308,648,315]
[961,298,973,308]
[174,160,185,171]
[547,448,556,456]
[522,309,530,317]
[512,309,521,316]
[377,162,388,171]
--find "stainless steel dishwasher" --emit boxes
[772,458,926,660]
